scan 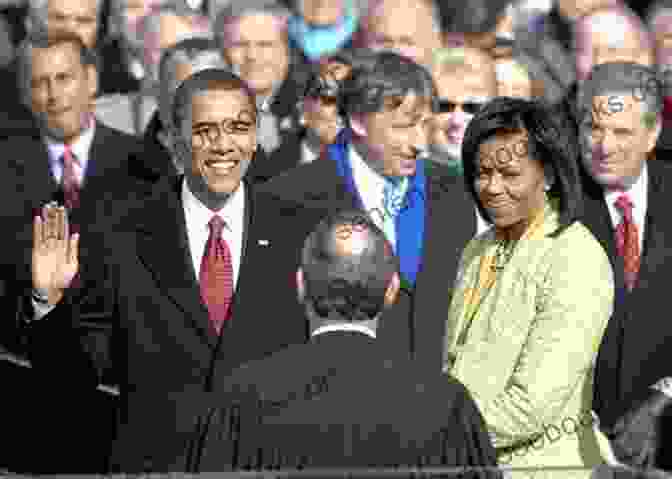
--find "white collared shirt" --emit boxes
[181,178,245,287]
[32,178,247,321]
[300,139,320,165]
[311,323,377,339]
[348,145,397,246]
[603,162,648,253]
[43,120,96,185]
[351,146,491,241]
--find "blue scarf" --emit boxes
[328,129,426,287]
[287,0,359,61]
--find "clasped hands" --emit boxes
[605,390,672,469]
[32,201,80,306]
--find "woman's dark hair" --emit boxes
[461,96,582,237]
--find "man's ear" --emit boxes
[349,113,367,137]
[646,115,663,153]
[85,64,98,100]
[383,272,400,308]
[296,268,306,303]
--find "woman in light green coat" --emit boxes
[443,98,614,477]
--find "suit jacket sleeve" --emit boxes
[448,380,501,476]
[466,228,614,449]
[25,237,118,391]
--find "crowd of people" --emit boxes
[2,0,672,476]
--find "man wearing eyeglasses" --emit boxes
[429,46,495,177]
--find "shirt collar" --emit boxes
[349,144,387,199]
[44,119,96,169]
[311,323,377,339]
[603,161,648,208]
[181,177,246,233]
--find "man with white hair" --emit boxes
[95,2,212,136]
[354,0,441,73]
[211,0,308,177]
[574,4,655,82]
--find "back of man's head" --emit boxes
[300,210,399,323]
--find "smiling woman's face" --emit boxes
[474,130,546,235]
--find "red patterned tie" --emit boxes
[199,216,234,335]
[614,194,640,291]
[61,145,81,212]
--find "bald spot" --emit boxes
[332,223,371,257]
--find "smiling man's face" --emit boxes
[353,91,433,178]
[580,94,660,190]
[183,87,257,197]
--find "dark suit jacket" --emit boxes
[0,121,163,473]
[190,330,499,473]
[259,156,476,371]
[247,126,305,184]
[24,173,323,473]
[97,38,142,96]
[585,157,672,431]
[0,121,162,355]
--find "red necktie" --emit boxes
[614,194,640,291]
[61,145,80,212]
[199,216,234,335]
[320,144,329,161]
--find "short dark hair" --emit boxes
[338,50,437,118]
[461,97,582,237]
[16,30,99,96]
[577,61,663,127]
[171,68,257,131]
[301,210,399,322]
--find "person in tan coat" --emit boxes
[443,97,614,475]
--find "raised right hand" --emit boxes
[32,202,80,305]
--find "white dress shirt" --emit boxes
[311,323,376,339]
[300,139,320,165]
[351,145,491,241]
[44,121,96,185]
[33,178,246,320]
[603,162,648,253]
[182,178,245,287]
[348,145,400,248]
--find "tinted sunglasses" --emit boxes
[437,99,486,115]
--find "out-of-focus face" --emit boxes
[495,58,532,99]
[431,58,494,160]
[303,92,341,145]
[181,88,257,198]
[557,0,618,20]
[29,42,97,143]
[352,91,433,178]
[221,13,289,97]
[575,11,653,81]
[45,0,99,48]
[475,130,546,236]
[651,10,672,68]
[579,93,660,190]
[301,0,344,25]
[143,13,209,76]
[159,59,194,128]
[363,0,440,70]
[301,60,350,145]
